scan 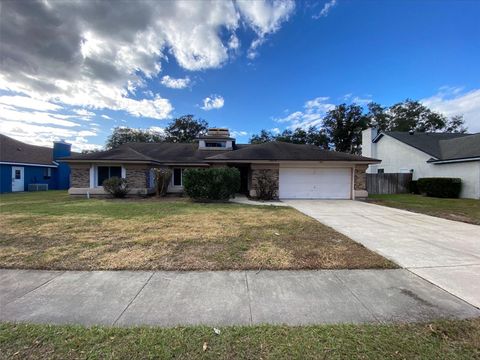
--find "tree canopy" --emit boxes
[249,99,467,154]
[105,115,208,149]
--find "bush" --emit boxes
[183,168,240,201]
[153,168,172,197]
[254,170,277,200]
[417,177,462,198]
[102,177,130,198]
[409,180,419,194]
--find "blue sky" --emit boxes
[1,0,479,151]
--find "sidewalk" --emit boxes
[1,269,478,327]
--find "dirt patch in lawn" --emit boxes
[0,192,395,271]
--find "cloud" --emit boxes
[201,95,225,110]
[313,0,337,19]
[422,87,480,132]
[236,0,295,59]
[0,0,293,121]
[160,75,191,89]
[230,130,248,137]
[101,114,112,120]
[0,95,62,111]
[275,96,335,129]
[73,109,95,117]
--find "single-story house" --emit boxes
[62,128,379,199]
[0,133,72,193]
[362,128,480,199]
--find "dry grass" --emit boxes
[0,191,395,270]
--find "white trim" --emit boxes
[430,157,480,165]
[12,166,25,192]
[89,164,126,188]
[0,161,57,168]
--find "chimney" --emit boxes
[361,127,377,158]
[197,128,234,150]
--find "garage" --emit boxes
[279,167,352,199]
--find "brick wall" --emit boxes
[125,164,150,188]
[250,163,279,199]
[70,164,90,187]
[354,165,368,190]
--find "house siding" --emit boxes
[70,164,90,188]
[0,164,58,193]
[364,133,480,199]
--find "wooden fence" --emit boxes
[366,173,412,195]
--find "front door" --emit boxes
[11,166,24,192]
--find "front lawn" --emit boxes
[1,319,479,359]
[368,194,480,225]
[0,191,393,270]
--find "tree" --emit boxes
[366,102,390,132]
[388,99,447,132]
[445,115,468,133]
[164,115,208,143]
[249,129,274,144]
[106,127,165,149]
[322,103,370,154]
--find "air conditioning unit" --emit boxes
[28,184,48,191]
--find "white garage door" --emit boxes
[279,167,352,199]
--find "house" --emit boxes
[362,128,480,199]
[0,134,72,193]
[62,128,379,199]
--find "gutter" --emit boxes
[0,161,58,168]
[428,156,480,164]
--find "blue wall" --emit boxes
[53,141,72,190]
[0,164,59,193]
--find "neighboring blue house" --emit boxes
[0,134,72,193]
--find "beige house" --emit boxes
[62,128,379,199]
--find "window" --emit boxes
[97,166,122,186]
[377,169,384,174]
[14,170,21,179]
[173,168,183,186]
[205,141,226,148]
[43,168,52,179]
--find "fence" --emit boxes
[366,173,412,195]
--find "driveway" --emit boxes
[285,200,480,308]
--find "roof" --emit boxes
[375,131,479,161]
[0,133,55,166]
[63,141,379,164]
[206,141,379,162]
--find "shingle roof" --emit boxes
[0,133,55,166]
[377,131,479,161]
[206,141,379,162]
[64,141,379,163]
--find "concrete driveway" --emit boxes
[285,200,480,308]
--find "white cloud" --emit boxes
[160,75,191,89]
[0,95,62,111]
[313,0,337,19]
[422,87,480,132]
[0,104,80,128]
[101,114,112,120]
[236,0,295,59]
[230,130,248,137]
[73,109,95,117]
[270,127,281,134]
[201,95,225,110]
[275,96,335,129]
[0,0,293,120]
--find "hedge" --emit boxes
[183,167,240,201]
[417,177,462,198]
[102,177,130,198]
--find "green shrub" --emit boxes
[254,170,277,200]
[417,177,462,198]
[102,177,130,198]
[183,167,240,201]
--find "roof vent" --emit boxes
[408,130,415,135]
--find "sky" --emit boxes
[0,0,479,151]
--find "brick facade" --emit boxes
[249,163,279,199]
[70,164,90,187]
[125,164,150,189]
[354,165,368,190]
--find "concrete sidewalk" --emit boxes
[1,269,478,327]
[286,200,480,308]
